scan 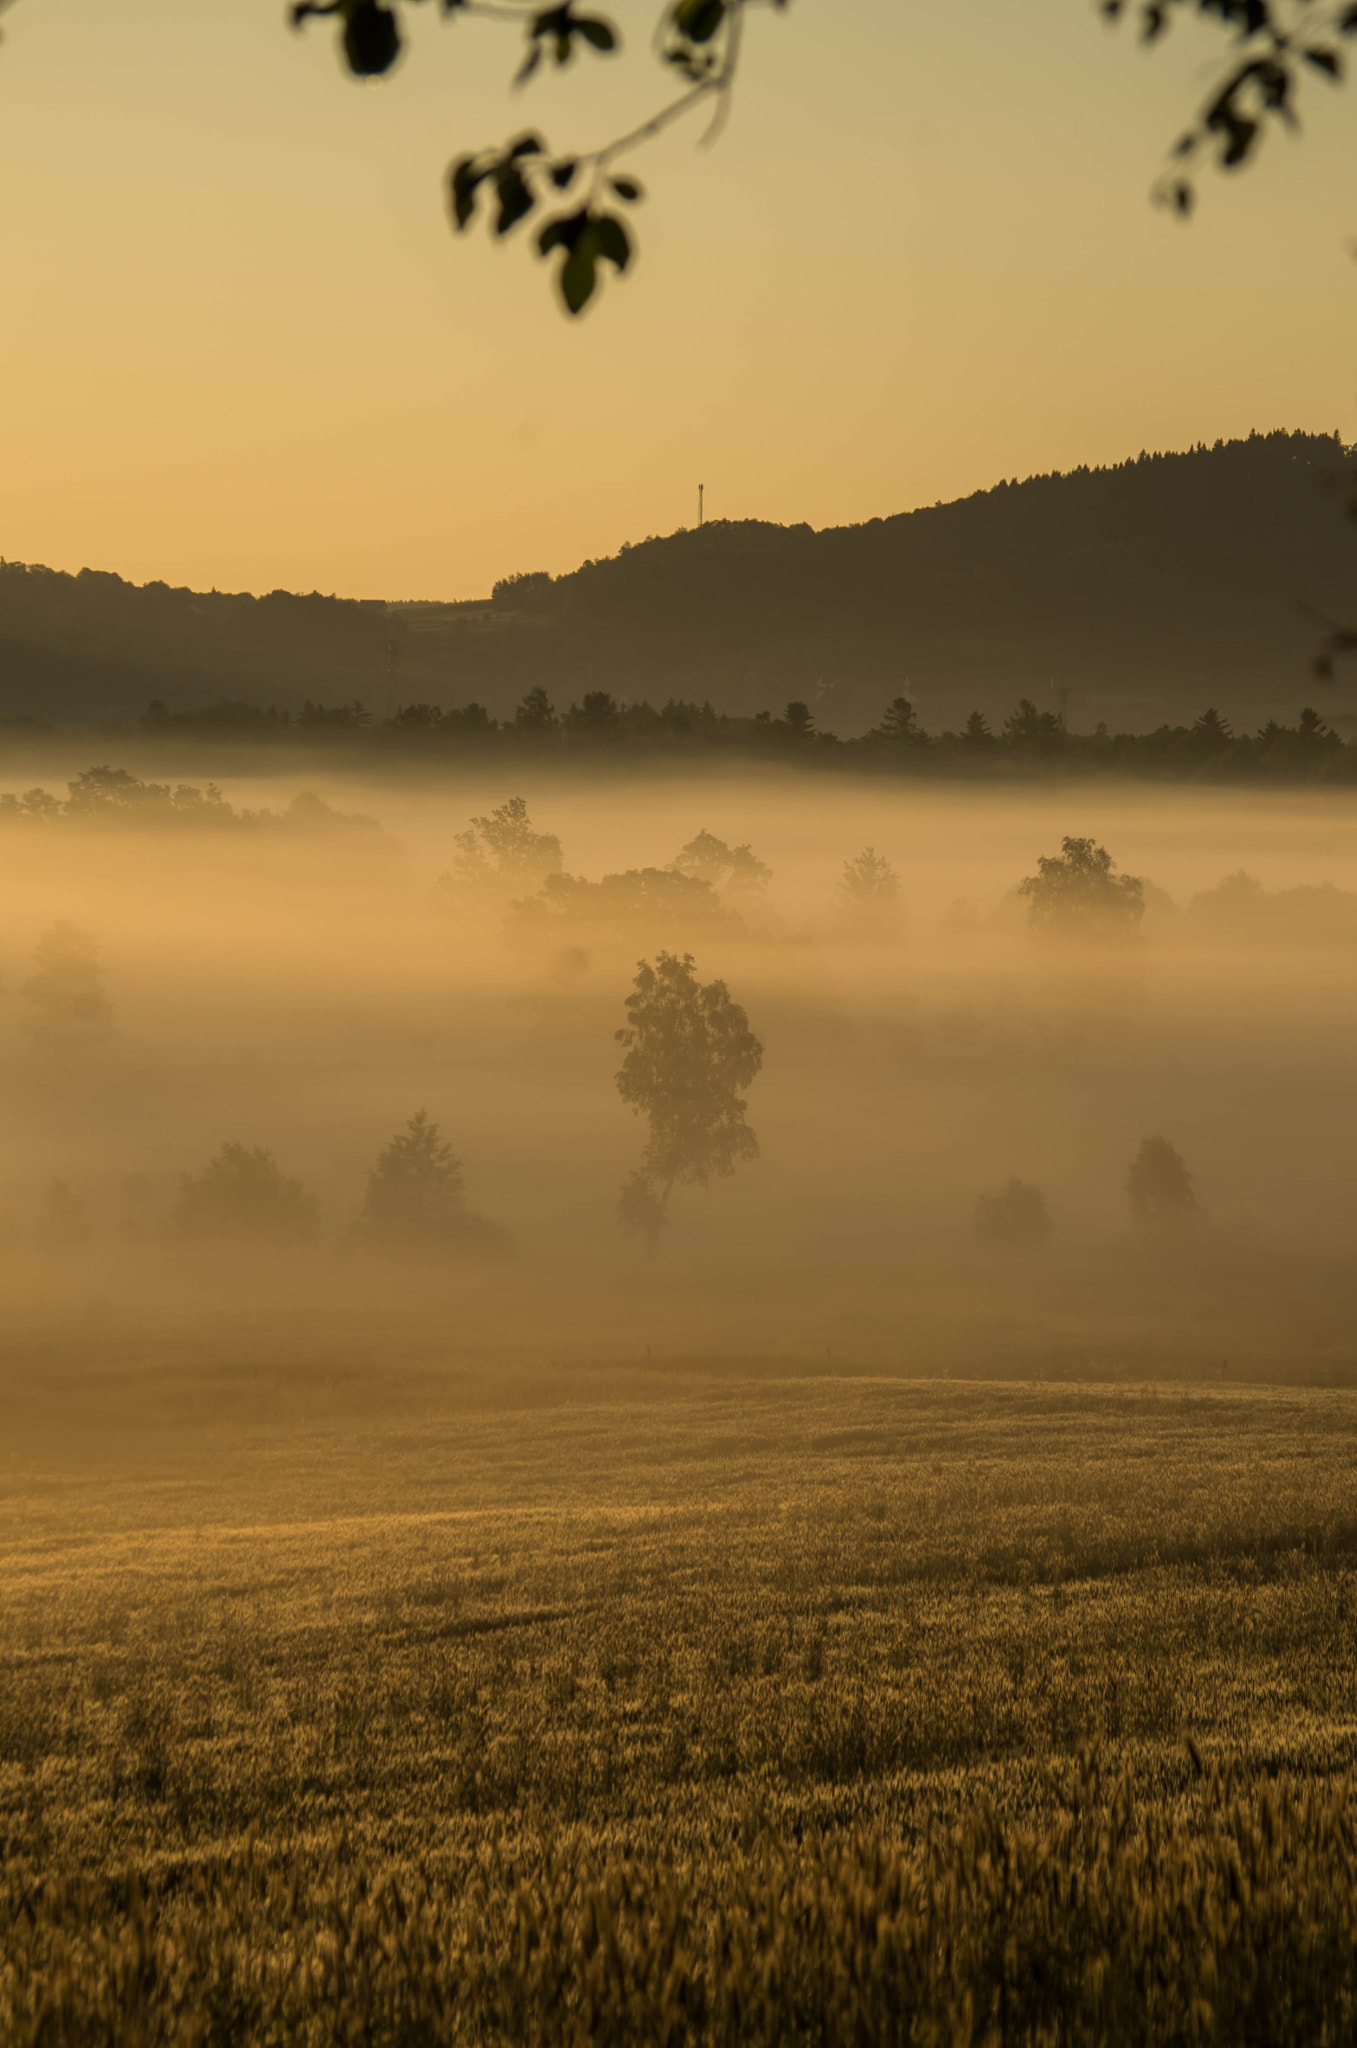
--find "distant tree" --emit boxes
[670,829,771,897]
[514,686,560,733]
[1126,1135,1196,1230]
[838,846,902,932]
[354,1108,510,1255]
[784,702,815,741]
[1004,699,1066,750]
[491,570,554,613]
[959,711,996,750]
[871,697,924,745]
[615,951,762,1255]
[507,866,739,944]
[169,1144,319,1245]
[32,1180,91,1256]
[21,922,113,1046]
[391,702,445,730]
[974,1177,1052,1248]
[1018,837,1145,939]
[1185,706,1234,762]
[567,691,623,734]
[438,794,563,897]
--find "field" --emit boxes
[4,1342,1357,2042]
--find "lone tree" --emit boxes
[1019,836,1145,939]
[838,847,903,934]
[169,1144,319,1245]
[615,950,762,1254]
[974,1177,1052,1249]
[354,1108,512,1254]
[21,921,113,1046]
[1126,1135,1197,1230]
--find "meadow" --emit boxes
[6,763,1357,2038]
[3,1349,1357,2042]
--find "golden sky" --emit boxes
[2,0,1355,598]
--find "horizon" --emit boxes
[6,421,1340,606]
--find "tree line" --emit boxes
[122,692,1357,783]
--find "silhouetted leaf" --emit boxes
[609,174,644,201]
[560,233,599,313]
[1304,45,1342,77]
[538,208,587,256]
[495,169,536,235]
[342,0,401,76]
[594,213,631,270]
[449,156,485,230]
[550,159,579,189]
[674,0,724,41]
[577,16,617,49]
[509,132,546,158]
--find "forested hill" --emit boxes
[3,430,1353,733]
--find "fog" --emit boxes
[6,753,1357,1384]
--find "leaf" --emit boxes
[560,236,598,314]
[449,156,485,231]
[494,168,536,236]
[1303,45,1342,77]
[593,213,631,271]
[550,159,579,189]
[577,16,617,49]
[674,0,724,40]
[609,174,644,202]
[538,208,586,256]
[342,0,401,76]
[509,132,546,158]
[514,41,543,83]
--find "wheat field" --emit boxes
[3,1342,1356,2042]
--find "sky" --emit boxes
[2,0,1356,599]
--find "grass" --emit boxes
[3,1355,1357,2040]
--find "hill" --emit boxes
[3,430,1353,733]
